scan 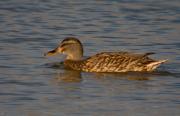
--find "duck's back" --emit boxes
[81,52,155,72]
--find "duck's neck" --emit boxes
[66,54,82,61]
[64,59,85,71]
[66,50,83,61]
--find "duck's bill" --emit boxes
[44,48,58,56]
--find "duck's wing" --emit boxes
[142,52,155,57]
[82,52,155,72]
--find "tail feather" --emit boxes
[146,59,168,71]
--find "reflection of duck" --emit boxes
[45,37,167,72]
[55,70,81,83]
[93,72,150,81]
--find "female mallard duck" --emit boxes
[45,37,167,72]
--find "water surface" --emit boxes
[0,0,180,116]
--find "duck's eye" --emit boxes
[60,47,66,53]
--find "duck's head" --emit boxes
[45,37,83,60]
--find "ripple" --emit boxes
[0,0,180,115]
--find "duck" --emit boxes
[44,37,167,72]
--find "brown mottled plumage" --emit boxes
[45,37,167,72]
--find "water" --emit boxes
[0,0,180,115]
